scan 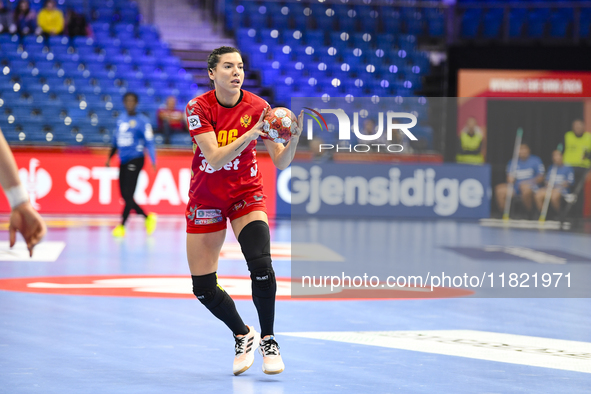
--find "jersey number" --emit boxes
[218,129,238,147]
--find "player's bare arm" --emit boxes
[194,108,267,171]
[263,110,304,170]
[0,129,47,256]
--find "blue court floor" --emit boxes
[0,215,590,393]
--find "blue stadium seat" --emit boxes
[461,9,482,38]
[139,25,160,41]
[94,6,115,23]
[580,8,591,38]
[0,34,19,44]
[118,8,139,24]
[73,36,95,48]
[48,35,70,47]
[1,42,20,54]
[509,8,527,38]
[527,8,550,38]
[549,9,572,38]
[483,8,504,38]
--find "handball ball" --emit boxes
[263,107,297,144]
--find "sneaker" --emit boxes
[145,213,157,235]
[112,225,125,237]
[233,325,260,376]
[259,335,284,374]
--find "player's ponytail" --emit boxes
[207,46,242,89]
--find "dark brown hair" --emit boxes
[207,46,242,88]
[123,92,138,103]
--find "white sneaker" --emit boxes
[233,326,260,375]
[259,335,285,374]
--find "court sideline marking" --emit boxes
[281,330,591,374]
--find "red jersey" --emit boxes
[185,90,270,205]
[157,108,184,130]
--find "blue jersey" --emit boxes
[112,112,156,165]
[546,164,574,189]
[506,155,545,187]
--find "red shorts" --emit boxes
[185,192,267,234]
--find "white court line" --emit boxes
[0,241,66,262]
[281,330,591,374]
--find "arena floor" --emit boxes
[0,215,590,393]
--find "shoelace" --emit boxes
[234,335,246,356]
[261,338,279,356]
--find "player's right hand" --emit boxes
[247,107,269,141]
[9,202,47,257]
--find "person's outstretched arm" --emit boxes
[0,129,46,256]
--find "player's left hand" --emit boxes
[9,202,47,257]
[291,110,304,138]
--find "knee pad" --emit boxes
[237,220,270,262]
[192,273,223,307]
[238,221,276,297]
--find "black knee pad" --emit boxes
[238,220,270,261]
[192,273,223,307]
[238,221,276,297]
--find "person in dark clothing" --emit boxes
[106,92,158,237]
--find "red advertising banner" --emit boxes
[0,150,277,218]
[458,69,591,98]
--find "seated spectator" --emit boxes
[13,0,37,35]
[37,0,64,36]
[64,7,88,37]
[157,96,186,144]
[495,142,545,217]
[309,136,332,162]
[534,150,574,217]
[0,0,11,34]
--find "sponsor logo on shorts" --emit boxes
[196,209,222,218]
[188,115,201,130]
[194,216,224,225]
[231,200,247,212]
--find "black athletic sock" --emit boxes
[238,221,276,338]
[192,274,249,336]
[251,269,276,338]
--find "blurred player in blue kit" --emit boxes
[106,92,157,237]
[495,142,545,216]
[535,150,574,214]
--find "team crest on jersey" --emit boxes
[240,114,252,128]
[129,120,137,128]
